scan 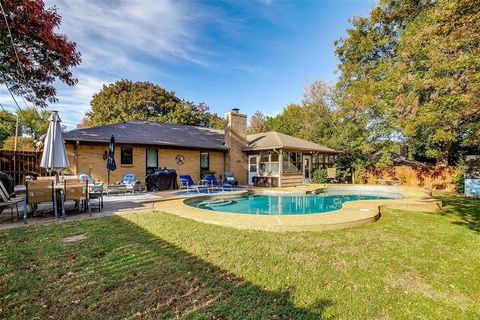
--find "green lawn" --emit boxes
[1,193,479,319]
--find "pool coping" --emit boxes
[153,185,442,232]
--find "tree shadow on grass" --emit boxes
[1,217,333,319]
[436,193,480,233]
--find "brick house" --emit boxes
[63,109,340,187]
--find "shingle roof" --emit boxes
[64,121,340,153]
[64,120,228,151]
[245,131,339,153]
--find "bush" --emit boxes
[335,168,351,183]
[453,159,465,193]
[311,168,328,184]
[353,161,367,184]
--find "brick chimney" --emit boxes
[224,108,248,185]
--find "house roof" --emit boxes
[64,120,228,151]
[64,121,340,154]
[245,131,340,153]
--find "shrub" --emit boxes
[353,161,367,184]
[311,168,328,184]
[335,168,350,183]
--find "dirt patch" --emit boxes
[63,234,88,243]
[330,259,349,272]
[388,272,472,307]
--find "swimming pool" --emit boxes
[185,193,393,215]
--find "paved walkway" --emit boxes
[0,192,166,230]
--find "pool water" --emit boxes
[186,193,390,215]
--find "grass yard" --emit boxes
[1,192,479,319]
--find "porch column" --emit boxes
[279,149,283,187]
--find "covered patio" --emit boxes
[244,132,340,187]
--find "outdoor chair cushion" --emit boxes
[122,173,137,186]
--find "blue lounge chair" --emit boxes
[204,174,234,191]
[179,175,209,193]
[223,172,238,186]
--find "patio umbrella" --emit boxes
[106,135,116,188]
[38,111,69,223]
[40,111,69,173]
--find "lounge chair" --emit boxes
[204,174,234,191]
[0,173,23,222]
[179,175,209,193]
[223,172,238,186]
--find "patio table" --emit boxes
[20,182,99,221]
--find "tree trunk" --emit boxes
[437,143,452,167]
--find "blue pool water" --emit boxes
[185,193,390,215]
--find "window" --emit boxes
[260,153,270,175]
[121,147,133,165]
[146,148,158,174]
[249,156,258,173]
[282,152,302,173]
[270,153,279,175]
[258,152,280,176]
[200,152,209,177]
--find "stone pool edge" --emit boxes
[153,185,442,232]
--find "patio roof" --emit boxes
[245,131,340,153]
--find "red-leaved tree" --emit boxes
[0,0,81,107]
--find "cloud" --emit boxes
[0,0,273,129]
[37,0,216,128]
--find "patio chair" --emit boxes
[63,179,90,217]
[121,173,141,193]
[179,175,209,193]
[88,183,104,212]
[78,172,93,184]
[223,172,238,186]
[0,176,23,222]
[24,180,56,224]
[204,174,234,191]
[78,173,103,211]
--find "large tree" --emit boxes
[265,80,338,147]
[87,80,223,129]
[334,0,479,165]
[0,0,81,107]
[247,111,268,134]
[18,106,50,143]
[395,0,480,164]
[0,109,17,147]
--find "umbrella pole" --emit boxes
[107,170,110,196]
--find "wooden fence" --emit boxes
[0,150,46,185]
[366,165,458,192]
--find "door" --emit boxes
[303,155,312,180]
[146,148,158,174]
[248,155,259,185]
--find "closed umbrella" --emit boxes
[37,111,69,223]
[40,111,69,172]
[106,135,116,190]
